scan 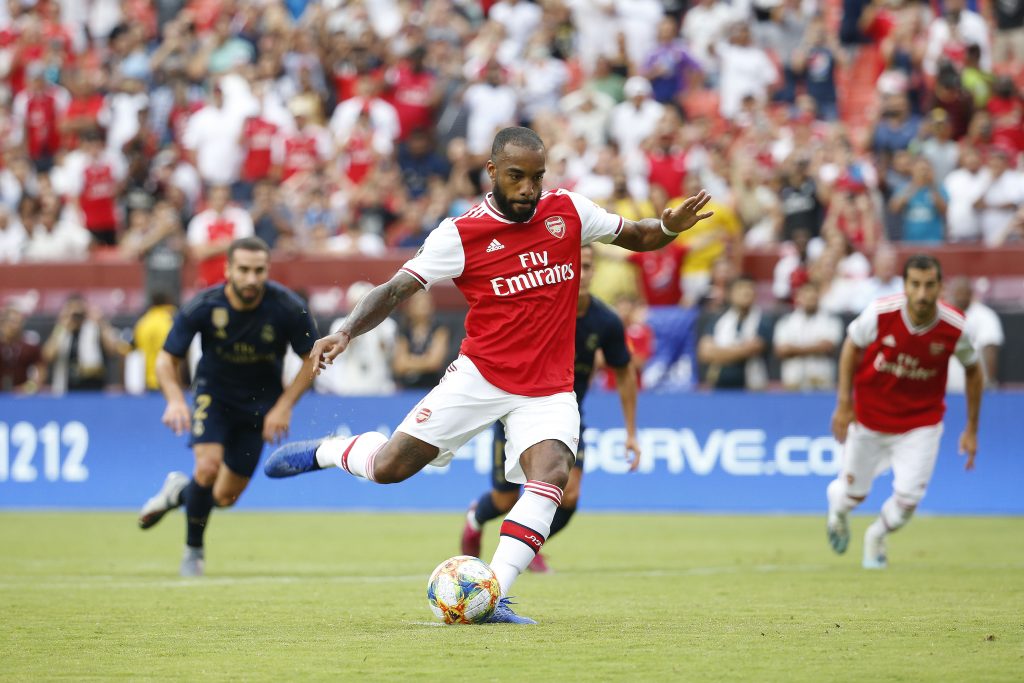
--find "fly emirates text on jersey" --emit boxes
[490,250,575,297]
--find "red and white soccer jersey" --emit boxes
[187,206,255,287]
[400,189,624,397]
[847,294,977,434]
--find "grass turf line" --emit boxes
[1,513,1021,682]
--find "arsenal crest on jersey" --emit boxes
[930,342,945,356]
[415,407,432,423]
[545,216,566,239]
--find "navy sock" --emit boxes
[473,491,505,527]
[182,479,214,549]
[548,506,576,539]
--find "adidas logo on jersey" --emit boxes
[881,335,897,348]
[486,239,505,253]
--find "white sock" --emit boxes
[314,432,388,482]
[872,495,915,535]
[489,481,561,597]
[827,478,862,515]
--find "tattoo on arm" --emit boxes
[340,272,423,339]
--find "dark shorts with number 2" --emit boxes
[187,394,266,478]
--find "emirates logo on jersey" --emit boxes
[415,408,432,423]
[490,250,575,296]
[545,216,566,239]
[872,352,938,381]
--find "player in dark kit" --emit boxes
[461,244,640,571]
[137,237,319,576]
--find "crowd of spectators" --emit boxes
[0,0,1019,395]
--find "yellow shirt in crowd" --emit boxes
[133,305,176,391]
[665,196,741,275]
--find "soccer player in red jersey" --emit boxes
[264,127,713,623]
[826,254,983,569]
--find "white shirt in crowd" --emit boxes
[328,97,401,155]
[559,89,615,149]
[979,171,1024,246]
[183,104,245,186]
[23,215,92,262]
[0,213,27,263]
[607,98,665,165]
[463,81,519,155]
[489,0,544,58]
[716,42,778,119]
[314,316,397,395]
[615,0,665,68]
[683,1,746,74]
[923,9,991,76]
[773,307,844,390]
[947,300,1004,392]
[943,165,991,242]
[820,251,872,314]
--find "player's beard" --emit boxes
[491,185,538,223]
[230,280,264,305]
[912,296,936,321]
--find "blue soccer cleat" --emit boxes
[263,439,324,478]
[827,510,850,555]
[482,597,537,625]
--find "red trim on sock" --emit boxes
[524,481,563,506]
[500,519,546,553]
[364,443,385,482]
[340,435,362,474]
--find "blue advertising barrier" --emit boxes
[0,392,1021,513]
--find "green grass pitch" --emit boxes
[1,512,1021,681]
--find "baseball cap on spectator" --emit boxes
[624,76,652,99]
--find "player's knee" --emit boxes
[193,460,220,486]
[213,490,240,507]
[370,457,417,484]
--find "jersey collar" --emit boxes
[900,305,939,335]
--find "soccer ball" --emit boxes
[426,555,501,624]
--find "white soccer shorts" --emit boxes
[840,422,945,503]
[395,354,580,484]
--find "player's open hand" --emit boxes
[263,404,291,444]
[309,330,352,377]
[162,401,191,436]
[958,430,977,471]
[625,434,642,472]
[661,190,714,235]
[830,402,855,443]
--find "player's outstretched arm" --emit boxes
[831,338,862,443]
[959,362,983,471]
[613,190,713,253]
[310,271,423,375]
[264,353,318,444]
[612,364,641,471]
[155,350,191,436]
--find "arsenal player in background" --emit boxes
[826,254,983,570]
[262,126,714,624]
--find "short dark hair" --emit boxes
[902,254,942,281]
[227,236,271,263]
[491,126,544,159]
[730,274,756,289]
